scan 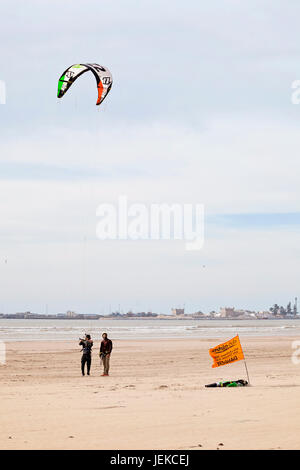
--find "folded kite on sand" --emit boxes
[205,379,248,388]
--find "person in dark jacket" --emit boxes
[79,334,93,376]
[99,332,113,376]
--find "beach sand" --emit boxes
[0,337,299,450]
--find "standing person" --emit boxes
[99,332,113,376]
[79,334,93,376]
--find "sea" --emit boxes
[0,318,299,342]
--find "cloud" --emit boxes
[0,0,300,312]
[1,115,300,212]
[0,223,298,314]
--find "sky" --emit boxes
[0,0,300,314]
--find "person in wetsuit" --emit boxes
[79,334,93,376]
[99,332,113,376]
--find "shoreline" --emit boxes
[0,333,300,347]
[3,332,300,346]
[1,318,300,343]
[1,316,300,320]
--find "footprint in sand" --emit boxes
[95,405,126,410]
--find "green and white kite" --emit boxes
[57,63,113,105]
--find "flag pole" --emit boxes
[243,357,250,385]
[237,334,250,385]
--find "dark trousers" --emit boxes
[81,353,91,375]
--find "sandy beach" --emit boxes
[0,337,299,450]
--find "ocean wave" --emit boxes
[1,318,300,341]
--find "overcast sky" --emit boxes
[0,0,300,314]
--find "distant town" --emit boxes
[0,299,298,320]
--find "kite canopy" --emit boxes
[57,63,113,105]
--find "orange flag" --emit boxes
[209,335,244,368]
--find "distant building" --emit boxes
[209,311,218,317]
[171,308,185,316]
[14,311,41,319]
[15,312,26,319]
[220,307,257,319]
[125,311,135,317]
[220,307,236,318]
[24,312,37,319]
[191,311,205,318]
[257,311,273,319]
[66,310,78,318]
[123,311,158,318]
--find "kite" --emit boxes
[57,63,113,105]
